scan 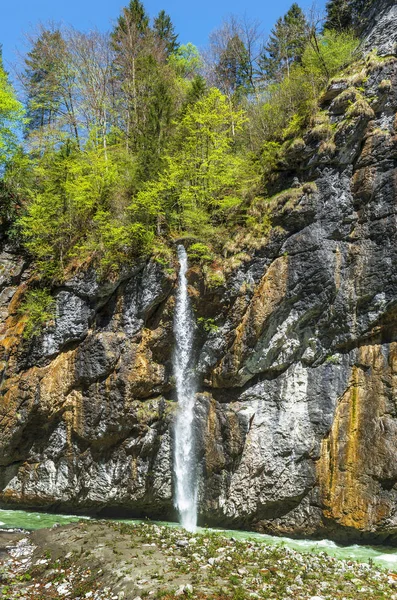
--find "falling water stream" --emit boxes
[173,245,198,531]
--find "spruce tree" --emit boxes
[324,0,354,31]
[112,0,149,42]
[258,3,307,82]
[153,10,179,56]
[324,0,376,31]
[23,29,65,132]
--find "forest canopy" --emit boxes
[0,0,362,280]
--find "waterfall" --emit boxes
[173,245,198,532]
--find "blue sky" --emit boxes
[2,0,325,73]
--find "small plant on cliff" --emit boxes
[197,317,219,333]
[187,243,214,263]
[18,288,56,339]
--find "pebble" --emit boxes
[175,585,185,597]
[174,584,193,596]
[57,582,71,595]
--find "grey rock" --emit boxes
[362,0,397,56]
[41,291,93,358]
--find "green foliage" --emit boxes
[168,43,203,78]
[7,0,363,282]
[324,0,376,32]
[23,28,66,135]
[260,68,316,141]
[324,0,355,31]
[0,150,33,232]
[303,29,359,84]
[17,142,152,277]
[153,10,179,56]
[133,88,251,236]
[18,288,55,339]
[112,0,149,39]
[258,3,307,82]
[0,60,24,168]
[188,243,213,263]
[88,211,154,274]
[204,267,226,289]
[257,29,358,149]
[215,34,253,97]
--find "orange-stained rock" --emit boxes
[318,344,397,531]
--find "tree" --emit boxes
[324,0,375,32]
[258,3,307,82]
[184,75,207,107]
[169,43,203,79]
[215,34,252,98]
[111,0,151,148]
[153,10,179,56]
[324,0,354,31]
[0,58,24,169]
[22,26,80,148]
[23,28,63,132]
[303,28,358,84]
[132,88,248,233]
[17,142,125,276]
[67,29,114,155]
[112,0,149,40]
[207,16,260,96]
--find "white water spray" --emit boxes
[173,245,198,532]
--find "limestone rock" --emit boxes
[2,8,397,544]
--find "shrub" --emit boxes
[302,30,359,85]
[188,243,213,263]
[204,268,225,289]
[307,122,334,142]
[18,288,55,339]
[346,98,375,119]
[379,79,392,92]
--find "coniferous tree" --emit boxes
[23,29,65,132]
[325,0,376,32]
[208,17,260,96]
[324,0,354,30]
[258,3,307,82]
[22,27,80,146]
[112,0,149,41]
[111,0,152,149]
[153,10,179,56]
[185,75,207,107]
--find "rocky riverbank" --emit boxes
[1,521,397,599]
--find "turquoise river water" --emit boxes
[1,508,397,569]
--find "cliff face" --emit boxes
[1,3,397,543]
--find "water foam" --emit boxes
[173,245,198,532]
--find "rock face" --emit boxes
[1,6,397,543]
[362,0,397,56]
